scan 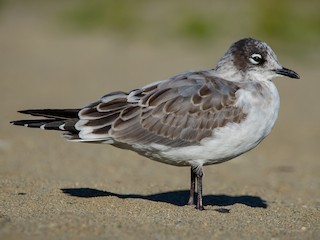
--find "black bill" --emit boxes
[274,67,300,79]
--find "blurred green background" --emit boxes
[1,0,319,53]
[57,0,320,49]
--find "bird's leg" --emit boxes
[187,167,196,205]
[188,166,205,210]
[196,167,204,210]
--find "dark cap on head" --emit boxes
[230,38,268,71]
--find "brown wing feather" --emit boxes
[75,71,247,147]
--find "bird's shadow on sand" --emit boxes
[61,188,268,209]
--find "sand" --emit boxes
[0,3,319,240]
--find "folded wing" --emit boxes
[74,71,247,147]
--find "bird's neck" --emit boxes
[212,63,245,82]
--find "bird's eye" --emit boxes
[249,53,263,65]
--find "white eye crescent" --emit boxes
[249,53,263,65]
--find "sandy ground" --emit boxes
[1,3,320,240]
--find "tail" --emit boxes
[10,109,81,132]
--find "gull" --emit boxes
[11,38,299,210]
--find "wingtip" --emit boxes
[9,120,23,126]
[18,110,31,114]
[9,120,22,126]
